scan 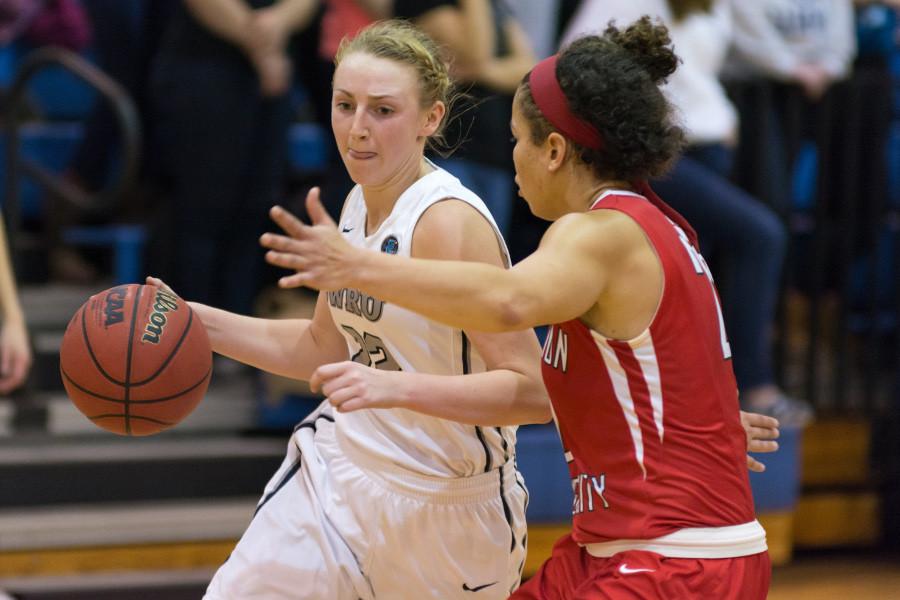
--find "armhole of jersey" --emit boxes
[588,204,667,346]
[411,196,512,268]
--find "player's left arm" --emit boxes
[262,189,619,333]
[308,199,551,425]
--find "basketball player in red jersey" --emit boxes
[262,15,771,599]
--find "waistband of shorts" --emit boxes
[337,430,520,504]
[583,520,768,559]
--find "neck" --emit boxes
[583,179,634,209]
[361,155,432,234]
[559,164,632,214]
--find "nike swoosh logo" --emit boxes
[618,564,656,575]
[462,581,498,592]
[341,227,353,233]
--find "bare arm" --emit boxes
[146,276,347,381]
[0,216,31,393]
[192,293,347,381]
[184,0,316,48]
[183,0,253,48]
[354,0,391,18]
[184,0,318,95]
[247,0,320,55]
[413,0,494,76]
[263,191,620,332]
[305,197,550,425]
[475,17,537,94]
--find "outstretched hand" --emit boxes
[261,187,361,291]
[741,411,780,473]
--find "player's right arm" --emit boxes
[192,293,348,380]
[145,277,347,381]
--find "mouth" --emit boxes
[348,149,377,160]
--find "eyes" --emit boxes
[333,100,395,117]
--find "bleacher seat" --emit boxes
[62,224,146,284]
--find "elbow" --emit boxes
[530,405,554,425]
[493,293,529,332]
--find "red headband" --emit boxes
[529,55,604,151]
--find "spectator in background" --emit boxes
[0,0,92,49]
[432,0,536,238]
[507,0,561,60]
[0,215,31,394]
[562,1,811,426]
[723,0,857,214]
[149,0,319,319]
[726,0,856,102]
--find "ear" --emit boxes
[545,132,569,172]
[420,101,446,138]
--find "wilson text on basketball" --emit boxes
[142,289,180,344]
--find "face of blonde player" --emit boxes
[510,90,556,221]
[331,52,442,188]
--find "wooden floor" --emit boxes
[768,551,900,599]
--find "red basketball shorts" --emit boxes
[511,533,770,600]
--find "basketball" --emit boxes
[59,283,213,436]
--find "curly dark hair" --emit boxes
[518,16,685,181]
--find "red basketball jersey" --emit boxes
[540,190,756,545]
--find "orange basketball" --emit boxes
[59,284,213,436]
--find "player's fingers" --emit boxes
[259,232,306,255]
[145,276,176,296]
[310,362,348,393]
[306,187,336,228]
[269,205,308,238]
[748,425,779,441]
[265,250,307,271]
[741,411,780,431]
[319,370,352,399]
[325,386,356,408]
[335,398,367,413]
[747,455,766,473]
[0,355,14,393]
[278,273,314,289]
[7,357,26,389]
[748,440,779,454]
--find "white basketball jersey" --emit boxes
[326,165,517,478]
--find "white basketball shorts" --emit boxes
[205,403,528,599]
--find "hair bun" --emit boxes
[604,15,678,84]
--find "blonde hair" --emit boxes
[335,19,457,149]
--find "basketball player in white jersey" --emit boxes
[151,20,546,600]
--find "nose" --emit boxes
[350,107,368,140]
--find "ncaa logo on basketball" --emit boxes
[142,289,180,344]
[381,235,399,254]
[103,285,129,327]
